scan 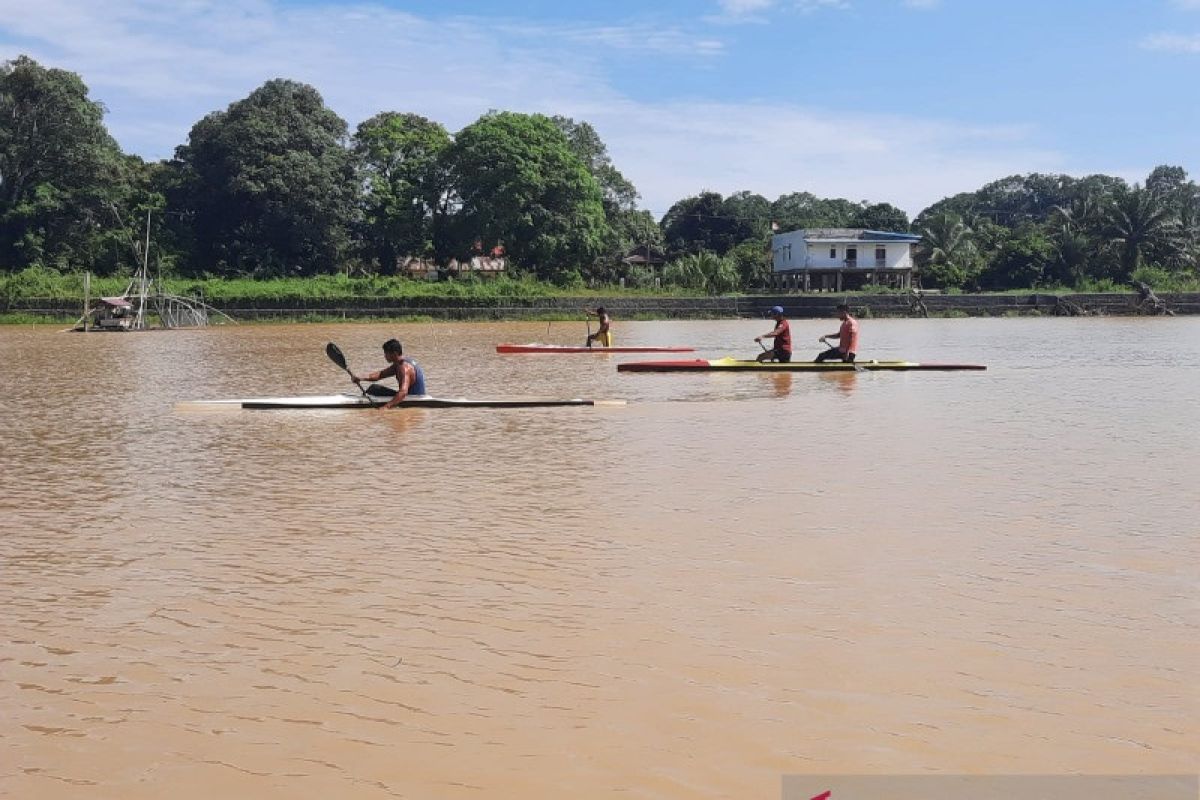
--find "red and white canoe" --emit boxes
[496,343,694,354]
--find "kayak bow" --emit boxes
[617,357,987,373]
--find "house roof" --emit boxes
[785,228,920,243]
[100,296,133,307]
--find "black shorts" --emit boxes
[774,348,792,363]
[816,348,854,363]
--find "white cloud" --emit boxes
[718,0,776,14]
[597,102,1058,217]
[794,0,851,12]
[0,0,1063,216]
[1140,32,1200,52]
[709,0,849,22]
[903,0,942,9]
[1171,0,1200,9]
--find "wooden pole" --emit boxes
[83,271,91,332]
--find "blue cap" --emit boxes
[768,306,784,316]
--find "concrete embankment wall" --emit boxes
[10,292,1200,320]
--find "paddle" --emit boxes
[325,342,379,405]
[585,315,593,348]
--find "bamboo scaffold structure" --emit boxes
[73,210,236,332]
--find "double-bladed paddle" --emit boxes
[325,342,379,405]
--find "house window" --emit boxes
[829,247,836,259]
[846,247,857,266]
[875,247,886,261]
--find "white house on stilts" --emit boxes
[770,228,920,292]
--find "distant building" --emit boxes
[400,255,507,280]
[770,228,919,291]
[621,244,666,270]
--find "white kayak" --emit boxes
[181,392,620,410]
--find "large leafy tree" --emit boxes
[979,225,1053,289]
[721,191,772,247]
[551,116,637,213]
[769,192,863,232]
[444,111,606,279]
[174,79,357,277]
[660,191,737,257]
[550,116,650,278]
[0,56,126,272]
[1143,165,1197,271]
[352,112,450,273]
[851,202,909,232]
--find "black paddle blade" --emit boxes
[325,342,348,371]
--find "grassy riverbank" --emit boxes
[4,267,1198,323]
[0,267,687,304]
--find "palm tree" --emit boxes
[917,212,979,288]
[920,212,973,264]
[663,251,739,294]
[1049,197,1101,285]
[1101,184,1179,279]
[1174,192,1200,271]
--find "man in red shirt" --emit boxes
[755,305,792,362]
[816,303,859,363]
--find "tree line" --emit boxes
[2,55,1197,293]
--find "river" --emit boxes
[1,317,1197,798]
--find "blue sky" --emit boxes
[2,0,1199,216]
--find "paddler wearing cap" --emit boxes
[755,306,792,363]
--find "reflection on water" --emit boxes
[1,318,1198,799]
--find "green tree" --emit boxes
[770,191,860,231]
[352,112,450,273]
[851,202,909,232]
[444,111,606,279]
[598,208,664,284]
[1143,166,1197,272]
[1175,190,1200,272]
[1145,165,1189,201]
[727,239,771,288]
[1101,184,1178,279]
[979,226,1053,289]
[550,116,650,282]
[1047,197,1102,285]
[916,212,980,289]
[550,116,638,213]
[662,250,739,294]
[661,191,731,257]
[174,79,357,277]
[0,55,125,272]
[721,191,772,250]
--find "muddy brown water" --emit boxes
[1,318,1197,798]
